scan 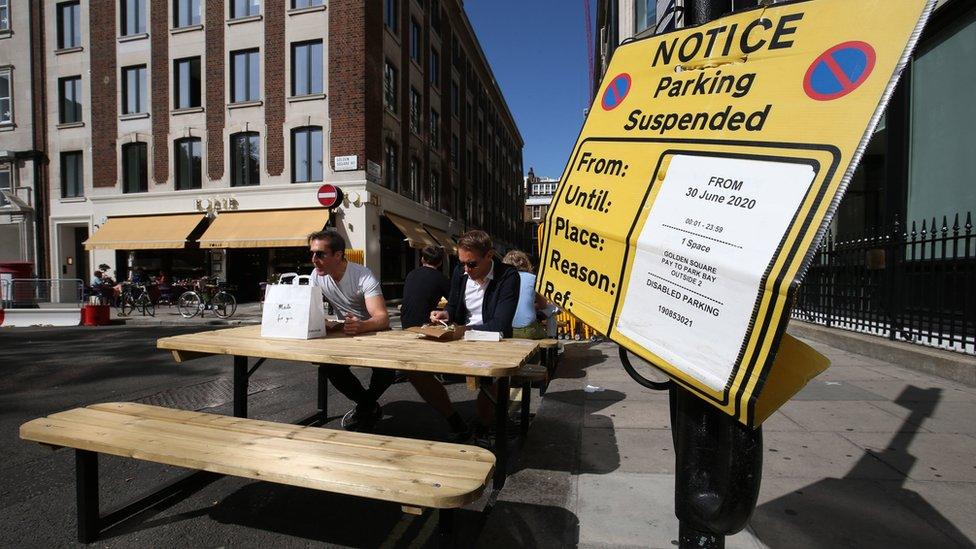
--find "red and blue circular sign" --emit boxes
[601,73,632,111]
[804,41,876,101]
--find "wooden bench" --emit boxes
[20,402,495,545]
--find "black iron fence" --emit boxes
[793,212,975,355]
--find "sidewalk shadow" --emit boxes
[753,386,972,548]
[206,481,578,547]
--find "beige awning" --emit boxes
[84,213,206,250]
[385,212,440,249]
[423,225,458,255]
[198,208,330,248]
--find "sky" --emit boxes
[465,0,594,181]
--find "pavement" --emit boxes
[2,315,975,547]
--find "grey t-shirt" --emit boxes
[309,262,383,321]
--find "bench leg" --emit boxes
[318,365,329,420]
[494,377,509,490]
[76,450,99,544]
[520,378,531,437]
[233,356,248,418]
[437,508,455,548]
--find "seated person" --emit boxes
[308,229,391,432]
[503,250,547,340]
[89,270,104,289]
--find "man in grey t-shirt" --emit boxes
[308,229,391,431]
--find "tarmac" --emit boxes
[9,302,976,547]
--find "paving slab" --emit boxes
[580,427,675,474]
[839,432,976,482]
[778,400,923,433]
[760,431,905,480]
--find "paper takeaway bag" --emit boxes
[261,273,326,339]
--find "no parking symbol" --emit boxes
[804,41,877,101]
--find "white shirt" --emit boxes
[463,260,494,326]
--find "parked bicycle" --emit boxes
[118,283,154,317]
[177,277,237,318]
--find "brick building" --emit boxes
[0,0,524,300]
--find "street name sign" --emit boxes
[537,0,935,426]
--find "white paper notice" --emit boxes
[616,154,815,391]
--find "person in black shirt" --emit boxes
[403,246,471,442]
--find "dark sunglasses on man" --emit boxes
[462,259,481,269]
[311,250,329,260]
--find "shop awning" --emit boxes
[423,225,458,255]
[197,208,330,248]
[385,212,440,249]
[83,213,206,250]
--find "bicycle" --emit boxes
[177,278,237,319]
[118,283,155,317]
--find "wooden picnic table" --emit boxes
[157,325,540,489]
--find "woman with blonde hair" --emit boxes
[503,250,547,339]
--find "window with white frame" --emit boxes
[291,40,322,96]
[532,205,542,219]
[291,126,323,183]
[120,0,146,36]
[0,69,11,124]
[122,65,147,114]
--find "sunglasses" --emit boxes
[310,251,329,260]
[462,260,481,269]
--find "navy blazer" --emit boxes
[445,257,520,338]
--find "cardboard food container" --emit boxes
[406,324,465,341]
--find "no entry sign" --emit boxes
[537,0,935,426]
[317,184,343,209]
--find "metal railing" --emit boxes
[793,212,975,355]
[1,278,84,309]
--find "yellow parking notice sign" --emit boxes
[537,0,935,426]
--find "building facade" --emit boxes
[0,0,524,300]
[522,167,557,259]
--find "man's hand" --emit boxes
[343,313,363,335]
[430,310,449,324]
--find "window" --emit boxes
[231,49,260,102]
[1,0,11,32]
[384,140,398,192]
[383,61,398,113]
[57,2,81,49]
[384,0,397,33]
[291,40,322,96]
[173,0,201,28]
[175,137,202,190]
[407,158,419,199]
[122,65,147,114]
[450,133,458,165]
[122,142,148,193]
[174,57,201,109]
[230,132,260,186]
[635,0,656,34]
[429,170,440,210]
[409,88,420,134]
[58,76,82,124]
[120,0,146,36]
[531,205,542,219]
[429,48,440,88]
[429,0,440,36]
[292,0,323,7]
[0,166,10,207]
[60,151,83,198]
[0,69,10,124]
[451,81,459,117]
[230,0,259,18]
[429,109,440,148]
[291,126,323,183]
[410,19,421,62]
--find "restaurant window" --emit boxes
[230,0,259,19]
[0,69,10,124]
[291,126,323,183]
[122,65,147,115]
[409,87,421,134]
[173,0,201,27]
[122,142,148,194]
[384,140,398,192]
[231,49,260,102]
[384,0,397,33]
[61,151,84,198]
[58,76,82,124]
[57,1,81,49]
[120,0,146,36]
[383,61,399,114]
[410,19,421,62]
[230,132,260,187]
[291,40,323,96]
[175,137,202,190]
[174,57,201,109]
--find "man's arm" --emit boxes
[344,294,389,335]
